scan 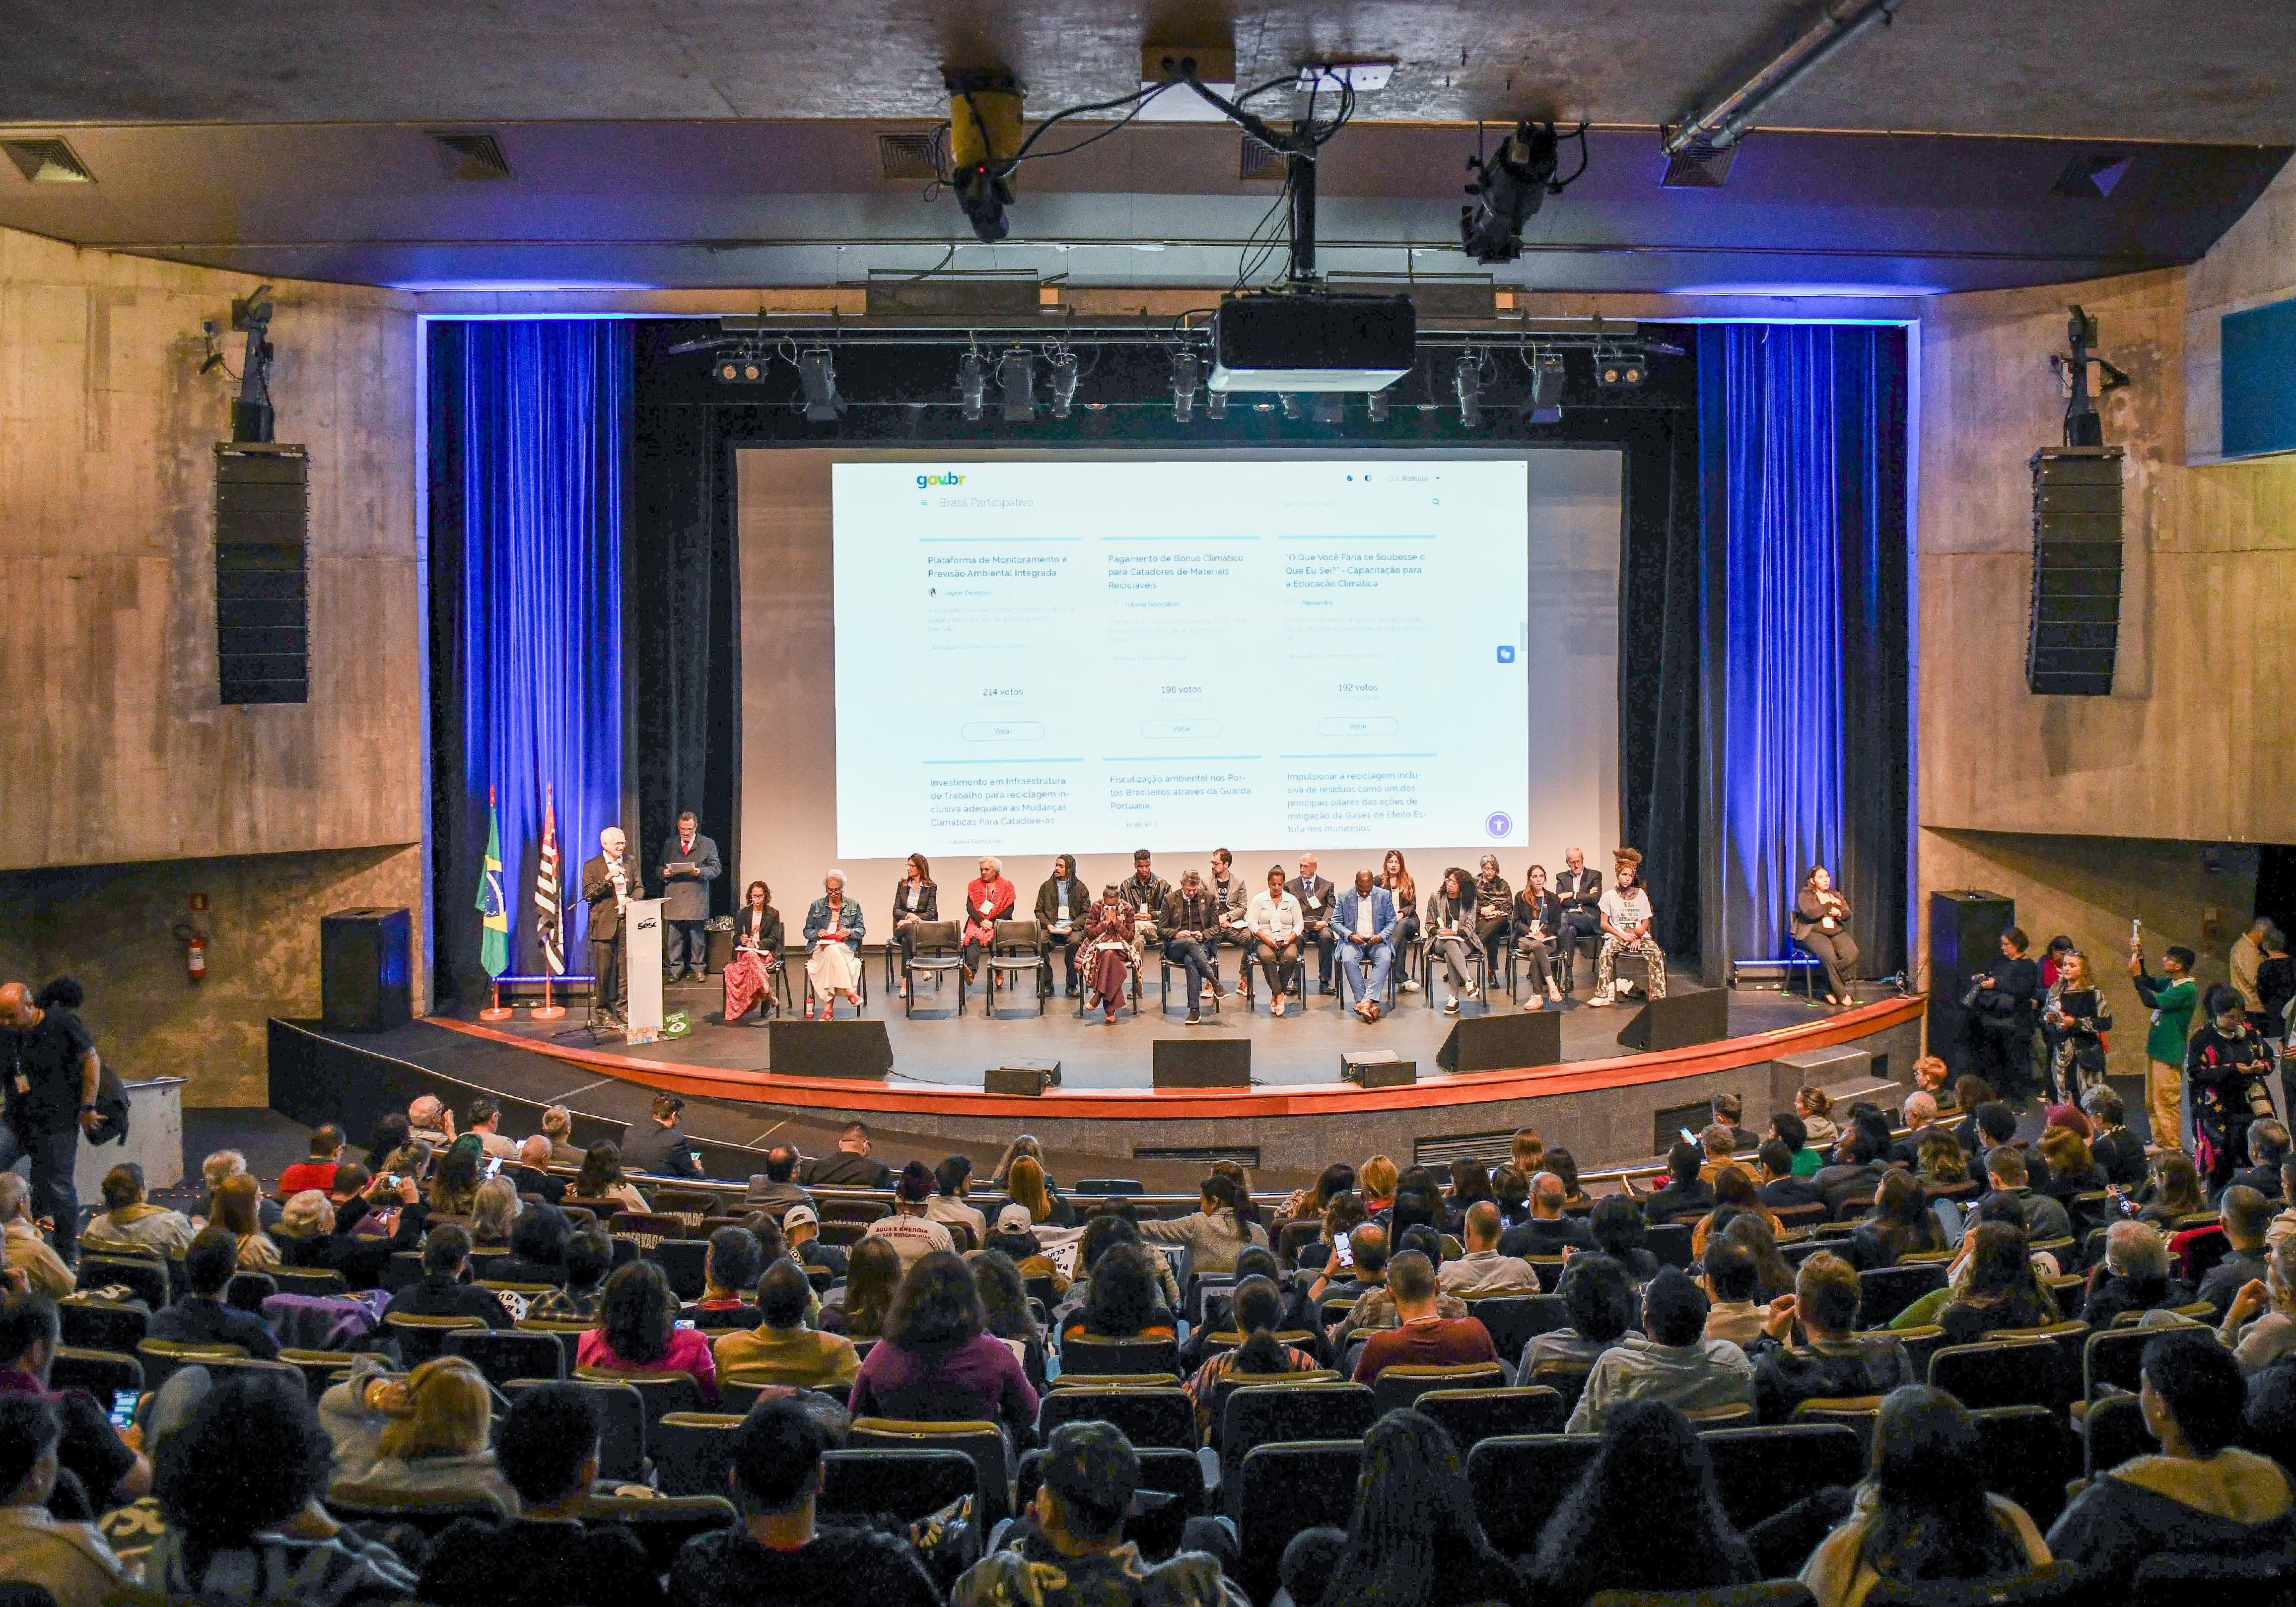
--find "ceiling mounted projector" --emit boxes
[1208,292,1417,393]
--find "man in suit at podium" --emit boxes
[582,827,645,1025]
[657,810,721,983]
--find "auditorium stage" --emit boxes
[271,975,1926,1186]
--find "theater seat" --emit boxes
[1458,1293,1571,1366]
[2131,1550,2296,1607]
[1370,1362,1510,1417]
[1412,1386,1566,1449]
[57,1298,147,1355]
[1059,1335,1180,1379]
[1218,1380,1374,1492]
[1969,1405,2075,1531]
[1585,1585,1817,1607]
[1928,1336,2069,1413]
[443,1327,565,1389]
[384,1312,485,1365]
[1466,1434,1602,1560]
[578,1493,736,1573]
[821,1446,981,1527]
[847,1417,1012,1529]
[50,1347,143,1401]
[1702,1423,1863,1530]
[1037,1385,1196,1450]
[652,1411,744,1497]
[507,1376,648,1482]
[1863,1562,2091,1605]
[1236,1440,1362,1606]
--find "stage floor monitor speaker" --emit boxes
[1342,1051,1417,1088]
[320,908,411,1032]
[1152,1039,1251,1090]
[1436,1010,1562,1073]
[767,1019,893,1080]
[985,1059,1063,1097]
[1614,987,1731,1053]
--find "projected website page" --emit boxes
[832,457,1543,861]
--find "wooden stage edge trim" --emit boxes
[423,994,1926,1122]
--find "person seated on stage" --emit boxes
[1471,855,1513,973]
[1209,847,1256,972]
[1425,866,1483,1015]
[1379,850,1422,993]
[1552,846,1603,994]
[1793,864,1859,1006]
[82,1162,195,1257]
[1289,854,1338,997]
[1590,847,1667,1006]
[724,879,783,1022]
[1161,871,1227,1026]
[1081,884,1137,1025]
[1332,869,1398,1023]
[800,870,865,1019]
[887,854,937,998]
[1500,1171,1593,1258]
[1442,1200,1539,1295]
[1034,855,1089,999]
[1512,864,1566,1009]
[1246,865,1306,1018]
[620,1092,703,1180]
[960,857,1016,985]
[1118,849,1171,970]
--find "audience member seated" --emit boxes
[1523,1253,1639,1376]
[2048,1328,2296,1595]
[862,1162,958,1274]
[1800,1385,2050,1607]
[1273,1162,1356,1237]
[571,1141,650,1213]
[850,1251,1037,1442]
[2083,1219,2193,1328]
[1442,1201,1539,1294]
[2035,1123,2107,1211]
[1181,1276,1320,1442]
[1546,1148,1593,1212]
[146,1368,417,1603]
[504,1135,566,1205]
[1305,1410,1526,1607]
[1331,1233,1469,1347]
[1059,1243,1176,1346]
[2217,1235,2296,1373]
[81,1162,194,1256]
[1589,1195,1662,1281]
[1566,1269,1753,1432]
[278,1123,348,1197]
[1498,1172,1592,1258]
[387,1224,513,1328]
[821,1236,903,1339]
[717,1258,860,1388]
[928,1153,989,1246]
[803,1120,895,1189]
[1851,1168,1948,1271]
[417,1380,666,1607]
[1722,1210,1799,1303]
[1630,1142,1714,1225]
[0,1395,128,1607]
[336,1353,518,1509]
[1690,1167,1780,1257]
[1694,1124,1742,1185]
[150,1227,282,1358]
[2139,1148,2211,1226]
[367,1113,433,1189]
[1700,1240,1768,1348]
[526,1223,613,1321]
[1003,1153,1075,1229]
[1757,1138,1827,1210]
[620,1092,704,1180]
[278,1172,428,1289]
[971,1250,1049,1392]
[1983,1146,2072,1241]
[670,1394,942,1607]
[406,1095,455,1150]
[427,1137,486,1224]
[952,1419,1248,1607]
[1750,1251,1909,1425]
[2081,1084,2148,1188]
[1799,1086,1843,1155]
[0,1291,149,1516]
[0,1174,73,1300]
[1309,1220,1387,1314]
[1138,1174,1267,1274]
[1524,1401,1759,1603]
[745,1144,815,1212]
[199,1148,284,1232]
[683,1226,765,1331]
[2229,1119,2292,1203]
[1935,1222,2060,1346]
[781,1204,848,1280]
[489,1198,571,1289]
[1914,1126,1973,1194]
[2200,1185,2274,1325]
[579,1261,718,1403]
[1886,1093,1940,1168]
[1352,1252,1498,1385]
[1769,1108,1821,1179]
[1812,1114,1893,1218]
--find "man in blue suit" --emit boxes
[1332,869,1399,1022]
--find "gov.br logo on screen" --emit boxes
[1484,812,1512,839]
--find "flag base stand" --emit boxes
[478,982,514,1022]
[529,977,565,1021]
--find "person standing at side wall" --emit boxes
[2132,939,2199,1153]
[0,982,103,1268]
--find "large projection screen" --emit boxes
[738,449,1620,917]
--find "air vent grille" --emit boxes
[1412,1131,1522,1168]
[428,131,513,181]
[878,131,942,181]
[1239,135,1286,181]
[1130,1146,1261,1169]
[2,137,93,185]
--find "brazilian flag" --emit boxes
[478,796,510,978]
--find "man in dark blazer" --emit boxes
[657,810,721,983]
[1289,853,1337,994]
[581,827,643,1023]
[1552,847,1602,993]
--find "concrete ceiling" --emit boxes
[9,0,2296,143]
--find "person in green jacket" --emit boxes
[2132,938,2199,1154]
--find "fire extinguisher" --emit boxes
[186,935,207,982]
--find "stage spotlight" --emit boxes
[1595,349,1647,389]
[1046,349,1079,418]
[712,347,769,385]
[947,69,1023,243]
[1171,349,1201,422]
[958,349,987,420]
[1366,387,1390,422]
[797,347,842,421]
[1205,388,1228,419]
[1461,121,1562,265]
[1279,392,1304,421]
[1311,392,1345,426]
[1528,350,1564,424]
[1454,353,1483,428]
[997,349,1036,421]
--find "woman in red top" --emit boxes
[959,857,1016,984]
[576,1260,717,1405]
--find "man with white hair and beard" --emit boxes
[581,826,644,1024]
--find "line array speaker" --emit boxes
[2027,446,2123,696]
[215,442,310,705]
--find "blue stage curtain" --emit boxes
[451,320,629,979]
[1701,324,1908,977]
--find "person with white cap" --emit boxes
[780,1204,846,1280]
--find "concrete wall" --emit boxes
[0,225,423,1102]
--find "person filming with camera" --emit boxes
[2190,983,2276,1193]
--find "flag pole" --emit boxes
[479,785,514,1019]
[531,782,567,1020]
